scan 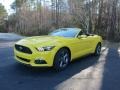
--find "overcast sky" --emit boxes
[0,0,15,15]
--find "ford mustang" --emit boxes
[14,28,102,71]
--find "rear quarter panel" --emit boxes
[90,35,102,53]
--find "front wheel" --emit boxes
[53,48,70,71]
[94,43,101,56]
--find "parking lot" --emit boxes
[0,40,120,90]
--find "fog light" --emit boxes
[35,59,47,64]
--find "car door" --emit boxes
[72,31,93,59]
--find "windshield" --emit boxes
[49,28,80,37]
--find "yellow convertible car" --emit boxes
[14,28,102,71]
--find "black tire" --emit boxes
[53,48,70,71]
[94,43,101,56]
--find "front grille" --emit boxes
[15,44,32,54]
[17,56,30,62]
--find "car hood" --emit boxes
[16,36,66,47]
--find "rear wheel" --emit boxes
[94,43,101,56]
[53,48,70,71]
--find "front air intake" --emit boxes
[15,44,32,54]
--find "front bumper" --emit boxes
[14,47,56,67]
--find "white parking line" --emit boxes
[118,49,120,55]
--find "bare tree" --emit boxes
[7,0,120,42]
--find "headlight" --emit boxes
[37,46,55,52]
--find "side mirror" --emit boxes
[78,35,87,39]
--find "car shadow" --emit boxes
[1,54,100,90]
[13,54,100,90]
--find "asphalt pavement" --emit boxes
[0,33,24,41]
[0,33,120,90]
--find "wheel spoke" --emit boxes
[64,53,68,63]
[60,61,63,67]
[59,52,69,68]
